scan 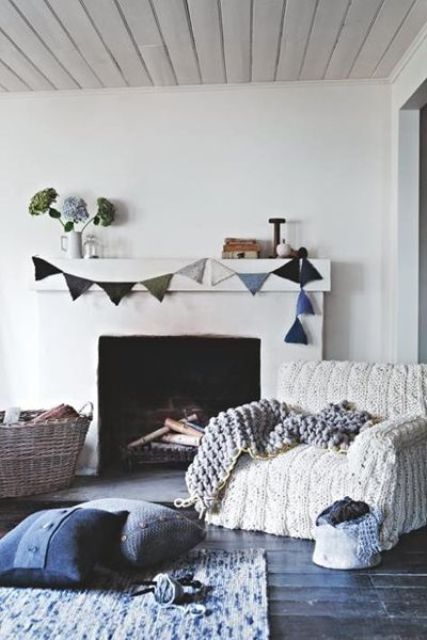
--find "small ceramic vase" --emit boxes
[276,240,293,258]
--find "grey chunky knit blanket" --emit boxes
[178,399,373,514]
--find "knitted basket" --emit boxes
[0,406,91,498]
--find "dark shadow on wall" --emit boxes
[323,262,364,361]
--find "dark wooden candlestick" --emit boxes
[269,218,286,257]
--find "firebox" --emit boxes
[98,335,261,472]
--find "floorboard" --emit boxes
[2,468,427,639]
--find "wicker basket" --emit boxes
[0,408,91,498]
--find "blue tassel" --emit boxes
[285,317,308,344]
[296,289,314,315]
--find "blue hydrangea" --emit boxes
[62,196,89,223]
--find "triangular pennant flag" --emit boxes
[296,289,314,315]
[285,317,308,344]
[63,273,93,301]
[300,258,323,287]
[210,260,235,286]
[96,282,136,306]
[32,256,63,281]
[176,258,207,284]
[237,272,270,295]
[273,257,300,284]
[141,273,173,302]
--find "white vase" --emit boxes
[61,230,83,259]
[276,241,293,258]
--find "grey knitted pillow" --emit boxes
[80,498,205,569]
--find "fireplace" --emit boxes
[98,335,261,471]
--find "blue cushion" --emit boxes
[80,498,205,569]
[0,507,127,587]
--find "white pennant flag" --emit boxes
[210,259,235,286]
[176,258,207,284]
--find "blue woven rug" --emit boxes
[0,549,268,640]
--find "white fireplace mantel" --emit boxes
[33,257,331,474]
[33,257,330,292]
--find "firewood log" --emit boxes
[164,417,203,440]
[127,426,169,449]
[161,433,200,447]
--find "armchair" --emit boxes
[206,360,427,549]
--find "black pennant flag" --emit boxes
[96,282,136,306]
[300,258,323,287]
[272,257,300,284]
[63,273,93,301]
[33,256,63,281]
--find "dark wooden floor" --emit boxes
[201,524,427,640]
[2,468,427,639]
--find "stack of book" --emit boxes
[222,237,261,259]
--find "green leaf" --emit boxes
[64,221,74,232]
[48,207,62,219]
[93,216,100,226]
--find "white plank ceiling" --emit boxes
[0,0,426,92]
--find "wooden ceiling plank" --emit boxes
[252,0,284,82]
[0,29,53,89]
[0,57,29,90]
[220,0,252,83]
[117,0,176,85]
[325,0,384,79]
[187,0,225,83]
[299,0,350,80]
[373,0,427,78]
[349,0,416,78]
[47,0,126,87]
[81,0,151,86]
[150,0,200,84]
[0,0,77,89]
[276,0,317,81]
[11,0,101,89]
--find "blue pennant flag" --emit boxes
[237,272,270,295]
[285,317,308,344]
[296,289,314,316]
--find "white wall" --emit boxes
[0,81,391,407]
[390,31,427,362]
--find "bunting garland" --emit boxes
[237,273,270,295]
[63,273,93,301]
[210,259,235,286]
[33,257,63,281]
[141,274,173,302]
[300,258,323,287]
[32,256,324,343]
[97,282,136,306]
[272,257,300,284]
[176,258,207,284]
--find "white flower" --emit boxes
[63,196,89,223]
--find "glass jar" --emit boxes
[83,234,100,259]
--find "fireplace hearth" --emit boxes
[98,335,260,472]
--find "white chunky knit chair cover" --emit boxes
[206,361,427,549]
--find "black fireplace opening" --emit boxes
[98,335,261,472]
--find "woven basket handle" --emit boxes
[78,401,94,419]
